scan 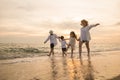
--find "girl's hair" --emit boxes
[70,31,77,39]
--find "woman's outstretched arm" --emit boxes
[89,23,100,30]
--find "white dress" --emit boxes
[80,25,96,41]
[69,37,76,49]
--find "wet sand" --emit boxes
[0,51,120,80]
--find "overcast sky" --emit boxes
[0,0,120,42]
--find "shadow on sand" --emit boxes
[107,75,120,80]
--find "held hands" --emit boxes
[77,37,80,41]
[77,39,80,41]
[44,42,46,44]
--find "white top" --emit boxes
[80,25,96,41]
[44,34,58,46]
[60,40,67,48]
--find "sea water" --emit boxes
[0,37,120,59]
[0,25,120,59]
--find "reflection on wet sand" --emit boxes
[67,57,94,80]
[50,56,58,80]
[67,58,82,80]
[49,56,94,80]
[62,57,68,77]
[83,58,94,80]
[71,58,80,80]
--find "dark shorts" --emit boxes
[50,43,54,48]
[62,48,67,52]
[82,40,89,43]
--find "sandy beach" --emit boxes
[0,51,120,80]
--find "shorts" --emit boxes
[82,40,88,43]
[50,43,54,48]
[62,48,67,52]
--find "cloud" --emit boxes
[0,19,81,37]
[115,22,120,26]
[39,20,79,29]
[0,0,120,37]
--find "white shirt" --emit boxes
[60,40,67,48]
[80,25,96,41]
[44,34,58,46]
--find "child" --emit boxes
[79,19,100,58]
[44,30,58,56]
[59,36,68,57]
[67,31,77,58]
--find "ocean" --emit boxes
[0,25,120,59]
[0,36,120,60]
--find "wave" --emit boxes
[0,47,119,60]
[0,47,49,53]
[0,47,119,54]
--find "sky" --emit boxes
[0,0,120,43]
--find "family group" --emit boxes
[44,19,100,58]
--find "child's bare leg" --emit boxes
[48,48,52,56]
[62,51,64,57]
[85,41,90,57]
[71,49,73,58]
[65,52,67,56]
[48,48,54,56]
[79,41,83,58]
[52,48,54,56]
[67,44,70,51]
[63,51,67,57]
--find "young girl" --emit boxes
[59,36,68,57]
[79,19,100,58]
[67,31,77,58]
[44,30,58,56]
